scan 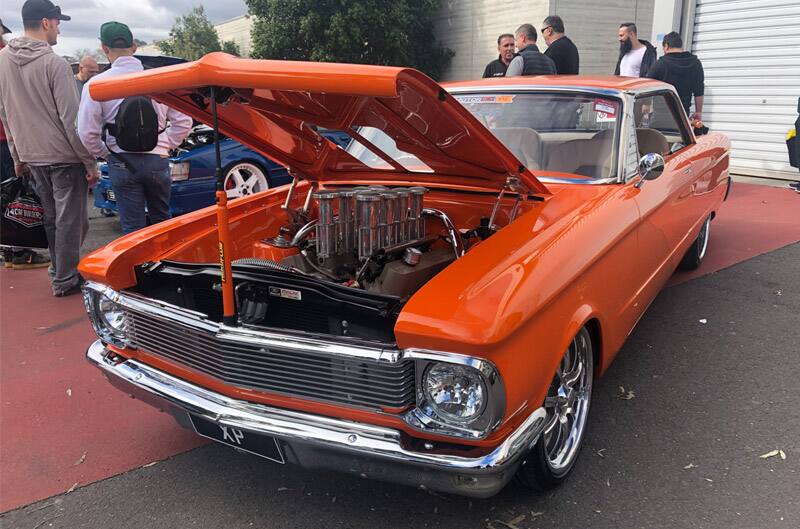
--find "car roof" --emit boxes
[443,75,668,95]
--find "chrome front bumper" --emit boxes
[87,340,547,498]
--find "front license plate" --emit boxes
[106,190,116,201]
[189,414,285,463]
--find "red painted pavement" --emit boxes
[670,182,800,285]
[0,182,796,512]
[0,270,204,513]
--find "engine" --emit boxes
[262,186,458,299]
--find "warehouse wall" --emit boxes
[434,0,550,81]
[550,0,655,75]
[435,0,655,81]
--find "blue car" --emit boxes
[94,125,352,217]
[93,126,291,217]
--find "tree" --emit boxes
[133,38,148,47]
[221,40,241,57]
[245,0,454,80]
[156,6,223,60]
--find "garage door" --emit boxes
[692,0,800,179]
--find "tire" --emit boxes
[515,327,594,491]
[678,214,711,271]
[223,161,269,199]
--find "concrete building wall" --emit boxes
[435,0,655,81]
[215,16,255,58]
[549,0,655,75]
[434,0,550,81]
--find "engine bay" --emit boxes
[257,185,467,300]
[132,180,539,342]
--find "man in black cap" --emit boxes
[0,1,98,294]
[0,18,48,269]
[78,21,191,234]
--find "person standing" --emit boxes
[0,17,51,269]
[541,15,579,74]
[645,32,704,120]
[0,1,97,294]
[505,24,556,76]
[614,22,657,77]
[75,55,99,94]
[482,33,515,78]
[789,97,800,193]
[78,21,192,234]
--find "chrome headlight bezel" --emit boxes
[403,350,506,440]
[82,282,129,348]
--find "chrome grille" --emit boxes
[125,308,415,409]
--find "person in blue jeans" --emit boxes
[78,21,191,233]
[105,156,173,232]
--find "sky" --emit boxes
[0,0,248,56]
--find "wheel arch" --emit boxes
[584,317,603,378]
[560,306,604,379]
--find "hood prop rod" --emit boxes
[211,85,237,326]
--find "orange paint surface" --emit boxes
[79,66,731,449]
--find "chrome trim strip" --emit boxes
[84,281,508,370]
[537,176,618,185]
[87,340,546,473]
[446,85,624,97]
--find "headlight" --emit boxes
[403,354,505,440]
[424,363,486,423]
[97,294,126,337]
[83,283,129,347]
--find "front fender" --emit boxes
[395,183,638,424]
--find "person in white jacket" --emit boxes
[78,21,192,234]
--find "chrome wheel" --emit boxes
[224,162,268,199]
[697,216,711,260]
[541,327,593,473]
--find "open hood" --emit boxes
[89,53,548,194]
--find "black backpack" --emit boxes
[104,96,162,152]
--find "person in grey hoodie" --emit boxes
[0,0,99,296]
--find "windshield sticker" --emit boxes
[596,111,616,123]
[455,95,515,105]
[593,99,617,116]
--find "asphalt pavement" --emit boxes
[3,240,798,529]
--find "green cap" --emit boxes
[100,21,133,48]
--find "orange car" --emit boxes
[81,53,730,498]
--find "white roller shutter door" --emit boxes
[692,0,800,179]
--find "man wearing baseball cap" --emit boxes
[78,22,191,234]
[0,18,50,270]
[0,1,98,294]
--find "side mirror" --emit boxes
[635,153,665,188]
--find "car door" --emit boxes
[631,91,705,302]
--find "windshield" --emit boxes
[453,92,621,179]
